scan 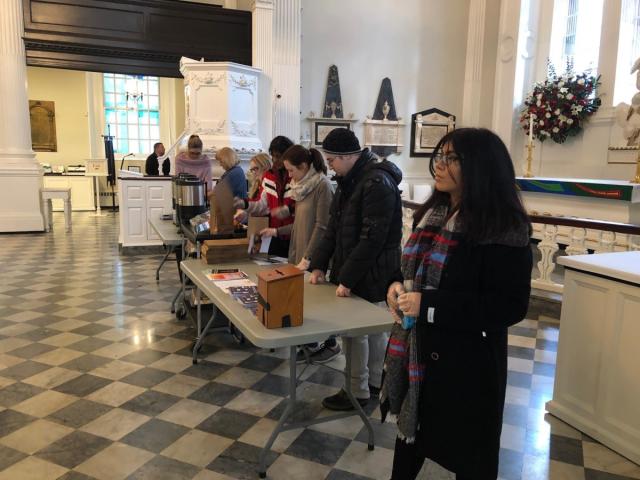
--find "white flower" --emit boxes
[536,100,542,107]
[566,93,574,100]
[557,94,564,99]
[537,93,543,100]
[559,115,567,121]
[545,112,551,118]
[558,81,565,87]
[555,109,560,115]
[553,127,559,133]
[539,120,545,126]
[567,118,574,124]
[560,87,568,94]
[578,78,585,85]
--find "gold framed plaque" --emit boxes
[29,100,57,152]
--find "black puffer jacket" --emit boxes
[310,149,403,303]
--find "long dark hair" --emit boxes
[282,145,327,175]
[415,128,531,243]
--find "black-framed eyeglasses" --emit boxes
[433,153,461,167]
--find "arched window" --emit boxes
[103,74,160,155]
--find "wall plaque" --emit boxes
[410,108,456,157]
[29,100,57,152]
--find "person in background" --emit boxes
[384,128,532,480]
[235,136,294,258]
[216,147,247,199]
[175,134,212,190]
[145,142,170,176]
[247,153,271,201]
[309,128,403,409]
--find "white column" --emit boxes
[0,0,44,232]
[461,0,486,127]
[252,0,274,147]
[598,0,622,109]
[273,0,301,141]
[491,0,522,149]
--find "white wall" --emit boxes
[300,0,470,178]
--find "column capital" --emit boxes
[251,0,273,12]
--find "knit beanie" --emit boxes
[322,128,362,155]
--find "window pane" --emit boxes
[129,139,140,154]
[128,111,137,124]
[116,94,127,109]
[150,111,160,125]
[140,111,150,123]
[148,80,159,95]
[150,126,160,140]
[117,110,127,124]
[119,139,129,154]
[105,109,116,124]
[128,124,139,139]
[149,95,159,110]
[117,124,128,140]
[549,0,604,74]
[104,94,115,108]
[614,0,640,104]
[139,125,150,139]
[140,140,151,154]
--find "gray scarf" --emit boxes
[288,168,323,202]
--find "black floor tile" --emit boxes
[285,429,351,466]
[0,409,37,436]
[54,374,111,397]
[0,382,45,407]
[48,399,113,428]
[60,354,111,373]
[0,360,52,380]
[120,349,170,365]
[0,443,27,470]
[207,441,278,479]
[120,367,173,388]
[36,431,112,468]
[7,342,57,359]
[238,354,285,373]
[549,434,584,466]
[188,382,242,406]
[249,373,290,397]
[196,408,260,439]
[121,418,189,453]
[127,455,200,480]
[121,390,181,416]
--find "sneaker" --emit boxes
[307,343,341,364]
[322,389,369,411]
[368,383,381,396]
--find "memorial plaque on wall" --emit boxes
[363,77,404,157]
[410,108,456,157]
[29,100,57,152]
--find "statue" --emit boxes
[615,56,640,146]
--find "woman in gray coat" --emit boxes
[260,144,333,270]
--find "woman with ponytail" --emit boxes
[259,145,333,271]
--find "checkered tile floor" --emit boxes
[0,212,639,480]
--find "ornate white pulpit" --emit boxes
[171,57,264,175]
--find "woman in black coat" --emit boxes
[382,128,532,479]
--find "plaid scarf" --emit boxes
[380,205,460,443]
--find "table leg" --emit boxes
[342,337,375,450]
[156,245,174,282]
[170,288,181,314]
[42,197,50,232]
[192,285,201,365]
[63,198,72,232]
[258,345,296,478]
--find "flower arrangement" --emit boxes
[520,65,602,144]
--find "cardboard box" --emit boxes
[256,265,304,328]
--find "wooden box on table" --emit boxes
[256,265,304,328]
[200,237,249,264]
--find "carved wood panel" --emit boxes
[22,0,251,77]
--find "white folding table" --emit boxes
[180,259,394,479]
[148,217,184,313]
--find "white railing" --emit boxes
[402,201,640,294]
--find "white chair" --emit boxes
[41,188,72,232]
[412,184,433,203]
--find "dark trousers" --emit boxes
[391,437,474,480]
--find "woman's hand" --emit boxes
[296,258,311,271]
[234,210,248,224]
[309,269,325,284]
[398,292,421,317]
[386,282,405,312]
[259,227,277,238]
[336,284,351,297]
